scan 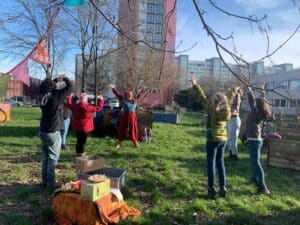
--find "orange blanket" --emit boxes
[52,192,141,225]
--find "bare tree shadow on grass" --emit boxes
[0,183,57,225]
[0,126,38,138]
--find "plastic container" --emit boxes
[77,167,126,189]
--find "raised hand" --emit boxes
[190,76,197,86]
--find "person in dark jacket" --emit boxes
[39,75,73,187]
[66,92,104,156]
[245,86,273,195]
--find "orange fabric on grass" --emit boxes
[52,192,140,225]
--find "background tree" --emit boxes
[0,0,69,78]
[63,0,118,93]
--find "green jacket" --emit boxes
[194,84,237,142]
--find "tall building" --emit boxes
[257,68,300,115]
[117,0,177,106]
[176,55,235,89]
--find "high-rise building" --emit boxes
[117,0,177,106]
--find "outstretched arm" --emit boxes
[110,84,123,101]
[136,86,147,101]
[87,95,104,113]
[247,86,256,110]
[190,76,209,111]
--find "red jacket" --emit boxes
[66,97,104,132]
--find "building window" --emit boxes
[156,14,163,23]
[147,13,155,22]
[267,82,273,90]
[289,80,300,90]
[154,33,162,42]
[147,23,154,31]
[157,5,163,13]
[147,4,155,13]
[275,99,280,107]
[147,32,153,41]
[274,81,288,89]
[155,24,162,32]
[290,100,297,108]
[280,99,286,107]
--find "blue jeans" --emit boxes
[247,139,265,187]
[40,131,61,185]
[206,141,227,189]
[60,118,70,145]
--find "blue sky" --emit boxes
[1,0,300,77]
[176,0,300,68]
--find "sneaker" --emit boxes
[46,180,62,189]
[76,152,86,157]
[219,187,227,198]
[257,185,270,195]
[115,144,121,150]
[208,187,217,198]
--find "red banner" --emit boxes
[29,37,50,65]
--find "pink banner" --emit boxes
[9,58,30,86]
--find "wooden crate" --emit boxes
[275,126,300,141]
[267,139,300,171]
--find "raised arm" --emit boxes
[136,87,147,101]
[86,95,104,113]
[190,76,209,111]
[66,93,75,110]
[58,77,73,103]
[227,87,239,105]
[111,84,123,101]
[247,86,256,110]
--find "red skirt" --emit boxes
[118,111,138,142]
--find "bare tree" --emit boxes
[0,0,69,78]
[63,0,118,93]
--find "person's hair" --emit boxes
[237,88,244,97]
[212,92,228,110]
[39,78,56,95]
[256,98,272,119]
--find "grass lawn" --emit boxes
[0,107,299,225]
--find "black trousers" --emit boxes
[76,131,89,154]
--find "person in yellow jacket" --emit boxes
[190,76,240,198]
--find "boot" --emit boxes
[257,184,270,195]
[219,187,227,198]
[208,187,217,198]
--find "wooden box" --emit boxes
[75,155,105,172]
[267,139,300,171]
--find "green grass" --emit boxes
[0,107,299,225]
